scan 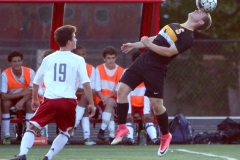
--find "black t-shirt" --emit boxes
[147,23,194,65]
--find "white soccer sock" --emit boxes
[145,123,157,140]
[46,134,68,159]
[100,112,111,130]
[81,117,90,140]
[25,113,34,128]
[126,123,134,139]
[19,130,35,155]
[75,105,85,128]
[108,120,115,138]
[2,113,10,136]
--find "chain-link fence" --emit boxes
[165,40,240,116]
[1,39,240,117]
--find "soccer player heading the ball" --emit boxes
[111,10,212,157]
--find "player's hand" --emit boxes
[88,104,96,118]
[31,100,40,111]
[101,97,109,106]
[140,36,150,46]
[15,100,25,110]
[121,43,134,53]
[21,87,32,96]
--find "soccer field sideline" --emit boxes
[0,145,239,160]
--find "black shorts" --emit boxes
[120,53,167,99]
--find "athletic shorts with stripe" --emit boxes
[30,97,77,132]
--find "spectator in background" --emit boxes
[1,50,35,145]
[72,46,96,146]
[125,51,159,145]
[94,46,124,144]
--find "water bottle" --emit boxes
[41,127,47,137]
[139,130,147,145]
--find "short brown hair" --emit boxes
[8,50,23,62]
[102,46,118,58]
[196,13,212,30]
[54,25,77,47]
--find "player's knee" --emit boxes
[27,123,40,133]
[106,98,116,105]
[63,130,72,138]
[117,84,130,99]
[143,115,153,123]
[1,100,12,112]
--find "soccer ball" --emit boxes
[196,0,217,13]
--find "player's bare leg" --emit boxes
[111,83,131,145]
[10,124,40,160]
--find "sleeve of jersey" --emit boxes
[33,59,46,86]
[95,68,101,92]
[90,67,96,90]
[174,31,193,53]
[1,72,8,93]
[78,59,90,85]
[30,69,36,87]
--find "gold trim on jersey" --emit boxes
[161,25,178,42]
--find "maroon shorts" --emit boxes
[30,98,77,132]
[131,106,144,117]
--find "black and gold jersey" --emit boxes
[147,23,194,65]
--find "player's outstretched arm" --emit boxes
[121,36,156,53]
[141,36,179,57]
[121,42,144,53]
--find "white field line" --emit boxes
[168,116,240,120]
[176,149,238,160]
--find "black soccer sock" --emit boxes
[116,103,129,125]
[156,111,169,135]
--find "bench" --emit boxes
[9,110,148,141]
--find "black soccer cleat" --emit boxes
[42,156,49,160]
[97,129,105,141]
[151,138,160,145]
[125,138,136,145]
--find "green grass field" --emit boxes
[0,144,239,160]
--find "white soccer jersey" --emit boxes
[33,51,90,99]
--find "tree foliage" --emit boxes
[160,0,240,39]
